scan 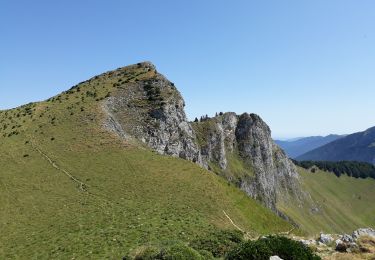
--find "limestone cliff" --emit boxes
[193,113,303,212]
[103,62,201,163]
[101,62,305,215]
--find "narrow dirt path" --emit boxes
[28,138,117,206]
[223,210,245,233]
[30,141,87,192]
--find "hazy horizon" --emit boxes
[1,1,374,138]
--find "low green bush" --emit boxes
[226,235,321,260]
[159,243,203,260]
[189,229,243,257]
[124,243,204,260]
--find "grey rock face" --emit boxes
[193,112,303,212]
[102,62,201,163]
[198,112,238,170]
[235,113,301,210]
[101,62,304,214]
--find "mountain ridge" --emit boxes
[275,134,344,158]
[1,61,375,258]
[297,126,375,164]
[0,62,294,258]
[100,62,305,215]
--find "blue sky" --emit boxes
[1,1,374,138]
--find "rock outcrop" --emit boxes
[103,62,201,163]
[101,62,304,214]
[291,229,375,258]
[193,112,303,212]
[352,228,375,240]
[319,233,334,244]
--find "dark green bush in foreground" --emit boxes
[123,243,204,260]
[124,234,320,260]
[226,236,320,260]
[189,229,243,257]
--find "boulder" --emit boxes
[335,239,349,252]
[319,233,333,244]
[300,239,316,246]
[270,256,283,260]
[352,228,375,240]
[335,239,358,253]
[341,234,354,243]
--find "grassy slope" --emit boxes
[0,65,292,259]
[192,117,374,236]
[278,167,375,235]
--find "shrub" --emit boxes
[160,243,203,260]
[128,245,160,260]
[190,229,243,257]
[226,236,320,260]
[124,243,204,260]
[196,250,214,259]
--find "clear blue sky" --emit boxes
[1,1,374,138]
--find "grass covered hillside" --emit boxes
[279,167,375,235]
[0,64,292,259]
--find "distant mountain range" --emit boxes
[297,127,375,164]
[275,135,344,158]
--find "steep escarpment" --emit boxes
[101,62,305,214]
[192,113,304,213]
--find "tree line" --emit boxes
[292,160,375,179]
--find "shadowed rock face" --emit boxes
[101,62,304,214]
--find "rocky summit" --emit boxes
[102,62,304,214]
[102,62,201,163]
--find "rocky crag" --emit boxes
[192,113,304,213]
[103,62,201,163]
[296,228,375,258]
[103,62,306,215]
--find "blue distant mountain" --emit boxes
[275,134,344,159]
[296,127,375,164]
